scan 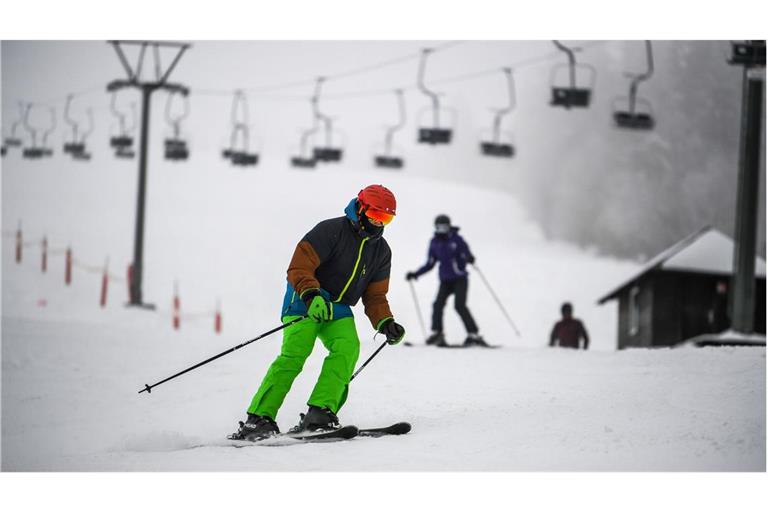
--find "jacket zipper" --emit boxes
[334,237,369,303]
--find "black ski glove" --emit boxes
[378,318,406,345]
[466,255,476,264]
[405,271,418,281]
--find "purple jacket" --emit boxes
[414,227,475,282]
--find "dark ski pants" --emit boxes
[431,276,479,334]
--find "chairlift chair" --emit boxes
[70,108,94,161]
[374,89,406,169]
[222,124,259,167]
[480,68,516,158]
[312,122,344,163]
[164,91,190,161]
[21,104,52,159]
[291,125,317,169]
[63,95,84,154]
[729,41,766,66]
[613,41,655,130]
[4,103,26,148]
[222,91,258,167]
[416,49,454,144]
[309,78,344,163]
[110,94,136,157]
[550,41,596,109]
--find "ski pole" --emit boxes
[407,279,428,340]
[472,264,522,337]
[350,340,388,382]
[138,316,307,394]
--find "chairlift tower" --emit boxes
[106,40,191,308]
[728,40,765,334]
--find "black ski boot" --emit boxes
[229,413,280,441]
[290,405,341,433]
[426,332,447,347]
[463,333,490,347]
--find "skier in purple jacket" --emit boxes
[406,215,489,347]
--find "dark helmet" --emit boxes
[561,302,573,316]
[435,214,451,226]
[434,214,451,234]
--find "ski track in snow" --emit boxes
[1,156,765,471]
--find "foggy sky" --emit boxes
[1,40,765,260]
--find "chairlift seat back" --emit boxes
[4,137,23,147]
[110,135,134,148]
[231,152,258,166]
[374,155,404,169]
[64,142,85,154]
[613,111,655,130]
[72,151,92,161]
[551,87,591,108]
[291,157,316,169]
[115,147,135,159]
[23,147,44,159]
[480,142,515,157]
[165,138,188,150]
[165,147,190,161]
[313,147,343,162]
[418,128,452,145]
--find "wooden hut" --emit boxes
[598,227,766,349]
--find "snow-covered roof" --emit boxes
[598,226,766,304]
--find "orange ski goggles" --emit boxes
[364,207,395,226]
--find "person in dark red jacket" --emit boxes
[549,302,589,350]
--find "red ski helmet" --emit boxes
[357,184,396,225]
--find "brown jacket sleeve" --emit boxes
[286,240,322,297]
[362,278,393,329]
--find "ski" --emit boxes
[288,425,359,442]
[435,343,500,349]
[226,425,359,447]
[358,422,411,438]
[403,341,500,349]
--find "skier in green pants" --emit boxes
[230,184,406,441]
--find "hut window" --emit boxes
[629,285,640,336]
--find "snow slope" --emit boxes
[1,152,765,470]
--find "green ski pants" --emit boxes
[247,315,360,420]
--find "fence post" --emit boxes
[15,225,22,263]
[65,247,72,285]
[215,299,222,334]
[127,264,134,302]
[41,236,48,273]
[173,281,181,330]
[100,259,109,308]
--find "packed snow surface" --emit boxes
[2,154,765,470]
